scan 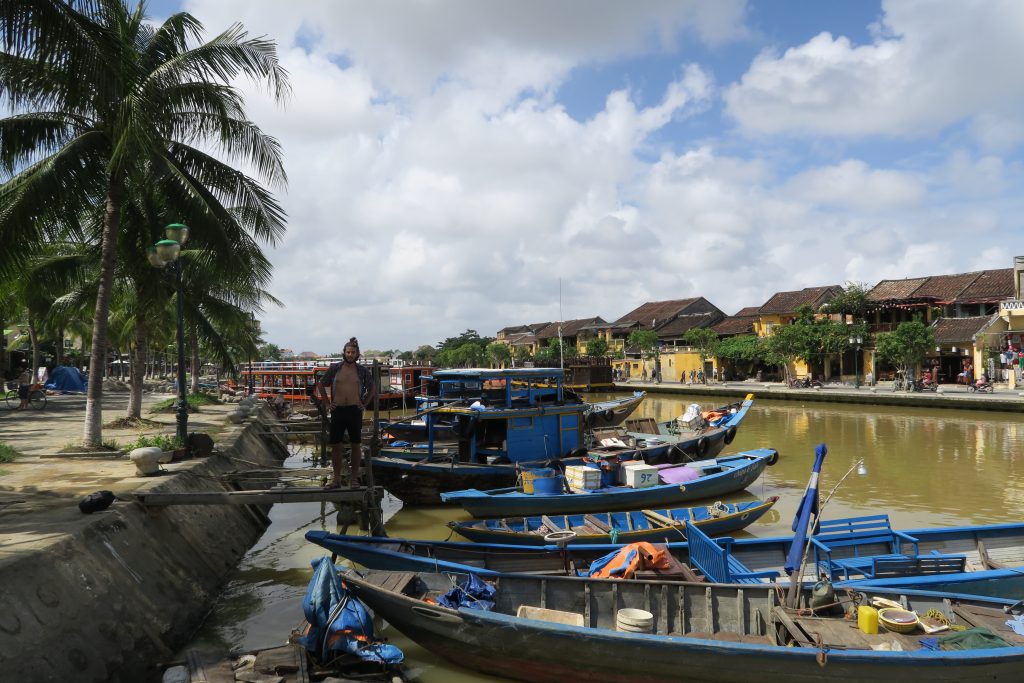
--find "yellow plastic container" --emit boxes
[858,605,879,634]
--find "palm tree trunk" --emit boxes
[28,311,39,381]
[128,317,147,418]
[83,176,123,446]
[190,326,200,393]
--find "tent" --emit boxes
[46,366,87,393]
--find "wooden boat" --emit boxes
[341,568,1024,683]
[164,644,408,683]
[585,391,646,428]
[448,497,779,545]
[439,449,778,518]
[307,515,1024,601]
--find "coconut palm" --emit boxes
[0,1,288,444]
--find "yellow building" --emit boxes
[752,285,842,380]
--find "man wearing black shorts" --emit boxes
[316,338,375,486]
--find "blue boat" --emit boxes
[447,497,779,545]
[306,515,1024,601]
[372,368,590,504]
[341,567,1024,683]
[439,449,778,518]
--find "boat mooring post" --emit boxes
[361,360,386,535]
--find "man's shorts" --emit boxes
[329,405,363,445]
[17,385,30,400]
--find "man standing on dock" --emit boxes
[316,338,376,487]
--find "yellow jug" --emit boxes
[858,605,879,634]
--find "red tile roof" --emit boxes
[734,306,761,317]
[957,269,1014,302]
[614,298,703,328]
[653,312,723,338]
[867,269,1013,304]
[866,278,929,302]
[932,316,993,344]
[758,286,842,315]
[712,315,757,336]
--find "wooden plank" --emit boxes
[540,515,562,532]
[770,607,813,647]
[133,486,385,506]
[642,509,678,529]
[584,514,612,533]
[186,650,235,683]
[977,539,1009,570]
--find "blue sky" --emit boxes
[140,1,1024,353]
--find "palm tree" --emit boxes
[1,1,288,445]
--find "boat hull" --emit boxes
[346,570,1024,683]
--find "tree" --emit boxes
[716,335,762,377]
[875,321,935,380]
[821,282,871,319]
[1,1,288,446]
[259,343,283,361]
[486,342,511,368]
[585,336,608,358]
[412,345,436,363]
[513,345,533,365]
[451,342,485,367]
[684,327,719,361]
[627,329,660,379]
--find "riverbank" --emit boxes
[0,394,285,682]
[614,379,1024,413]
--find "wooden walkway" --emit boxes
[132,485,385,507]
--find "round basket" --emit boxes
[878,608,919,634]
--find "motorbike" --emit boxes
[967,379,994,393]
[913,378,938,392]
[788,376,823,389]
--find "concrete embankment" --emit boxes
[0,408,285,682]
[615,381,1024,413]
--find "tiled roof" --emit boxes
[932,316,993,344]
[758,286,841,315]
[912,272,980,301]
[536,317,607,339]
[614,298,702,328]
[866,278,929,302]
[712,315,757,336]
[734,306,761,317]
[507,333,537,346]
[653,312,723,338]
[957,269,1014,302]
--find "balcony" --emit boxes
[1001,299,1024,312]
[867,322,901,334]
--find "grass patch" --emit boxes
[104,416,163,429]
[56,439,121,454]
[149,392,221,413]
[121,433,181,452]
[0,443,22,463]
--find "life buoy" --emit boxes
[766,450,779,466]
[695,437,709,458]
[723,426,737,445]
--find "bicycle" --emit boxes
[3,383,46,410]
[892,372,907,392]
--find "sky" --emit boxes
[146,0,1024,354]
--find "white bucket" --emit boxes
[616,608,654,633]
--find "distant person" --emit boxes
[16,363,33,409]
[315,337,376,487]
[641,367,647,382]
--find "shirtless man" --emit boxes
[315,338,376,486]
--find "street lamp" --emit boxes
[849,334,863,388]
[149,223,190,447]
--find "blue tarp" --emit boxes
[437,573,495,611]
[297,557,403,665]
[45,366,86,393]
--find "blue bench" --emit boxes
[810,515,920,581]
[686,521,779,584]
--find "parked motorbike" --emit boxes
[913,378,938,392]
[788,376,823,389]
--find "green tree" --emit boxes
[513,345,533,365]
[486,342,511,368]
[875,321,935,380]
[716,335,762,377]
[413,345,437,363]
[626,330,659,359]
[1,1,288,446]
[821,282,871,319]
[451,342,485,367]
[684,327,720,362]
[259,343,283,361]
[584,336,608,358]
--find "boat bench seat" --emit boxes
[810,515,920,581]
[685,521,779,584]
[870,553,968,579]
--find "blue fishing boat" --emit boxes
[340,567,1024,683]
[372,368,589,504]
[306,514,1024,600]
[447,497,779,545]
[440,449,777,517]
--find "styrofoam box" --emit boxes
[625,464,659,488]
[618,460,648,484]
[684,459,718,470]
[565,465,601,490]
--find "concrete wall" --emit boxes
[0,415,284,682]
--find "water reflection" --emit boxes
[181,393,1024,682]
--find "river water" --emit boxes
[181,393,1024,681]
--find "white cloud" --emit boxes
[725,0,1024,139]
[783,160,926,211]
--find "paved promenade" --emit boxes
[615,378,1024,412]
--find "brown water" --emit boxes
[182,394,1024,681]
